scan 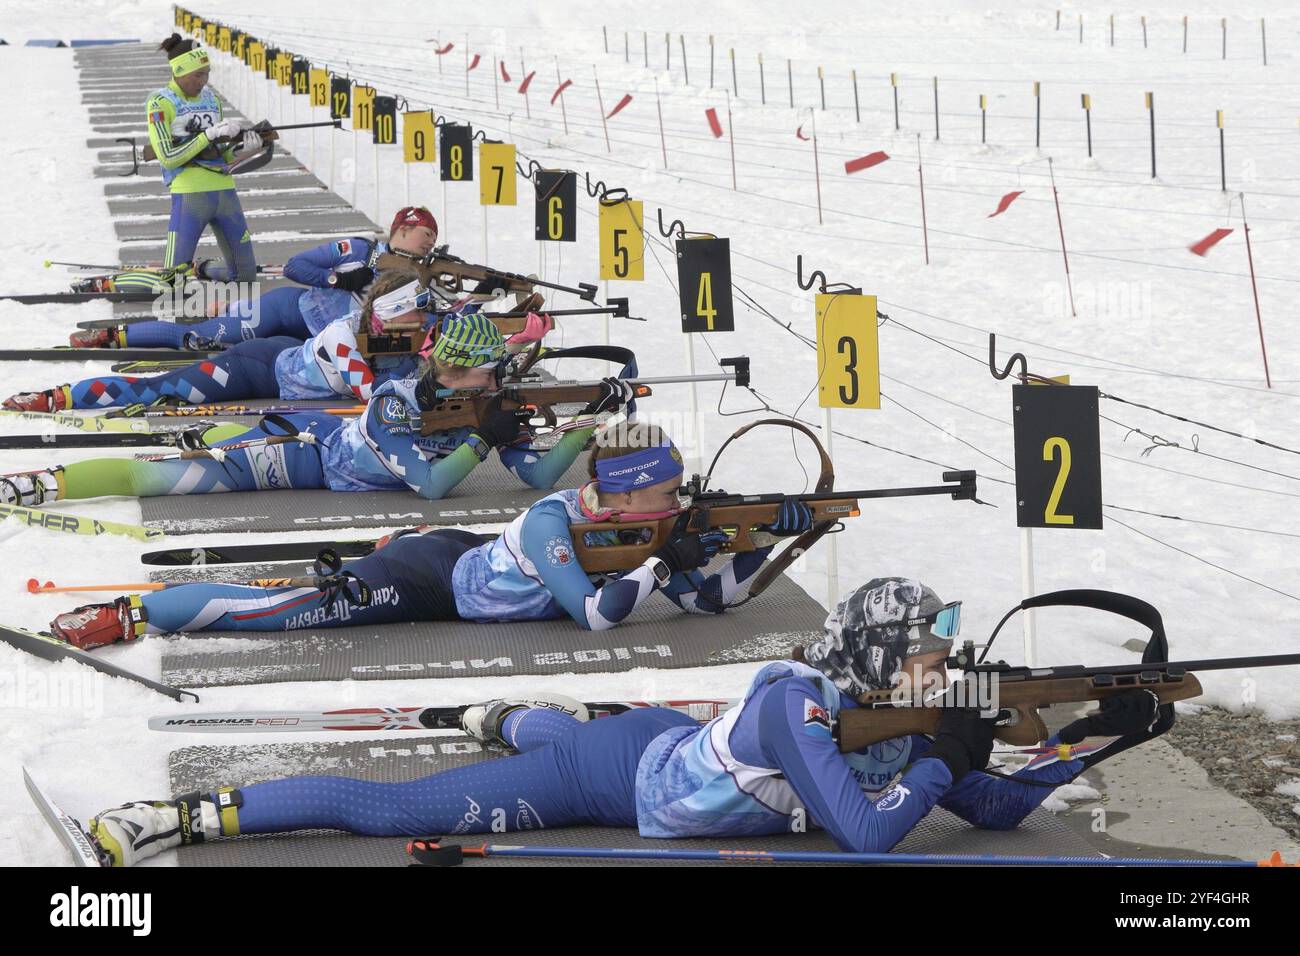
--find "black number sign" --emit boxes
[1012,383,1103,530]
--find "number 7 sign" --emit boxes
[816,293,880,409]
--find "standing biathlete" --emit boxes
[71,207,444,349]
[75,576,1164,866]
[1,308,602,526]
[45,424,801,647]
[149,34,259,285]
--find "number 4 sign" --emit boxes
[815,293,880,409]
[1012,384,1103,529]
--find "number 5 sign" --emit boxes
[816,293,880,409]
[599,199,644,281]
[1012,384,1103,529]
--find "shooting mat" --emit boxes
[166,736,1103,866]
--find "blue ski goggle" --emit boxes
[902,601,962,640]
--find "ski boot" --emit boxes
[68,326,125,349]
[49,595,148,651]
[2,385,71,413]
[90,789,233,867]
[460,694,588,748]
[0,466,64,505]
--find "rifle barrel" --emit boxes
[1087,653,1300,675]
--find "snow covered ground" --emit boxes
[3,1,1300,865]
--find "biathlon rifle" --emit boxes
[567,419,977,599]
[833,589,1300,751]
[375,247,599,302]
[353,299,637,358]
[136,119,341,164]
[418,357,750,433]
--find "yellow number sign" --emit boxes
[352,85,376,131]
[815,293,880,409]
[403,111,436,163]
[599,200,644,281]
[479,143,517,205]
[309,68,328,108]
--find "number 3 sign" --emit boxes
[816,293,880,409]
[1012,383,1103,529]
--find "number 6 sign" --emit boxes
[1012,384,1103,530]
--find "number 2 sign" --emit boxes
[1012,384,1103,530]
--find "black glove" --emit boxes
[471,392,524,449]
[1058,689,1160,745]
[923,707,996,782]
[329,266,375,293]
[764,499,814,537]
[652,514,728,575]
[582,377,636,415]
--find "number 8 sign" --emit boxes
[1012,384,1103,529]
[815,293,879,409]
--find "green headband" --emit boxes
[170,48,210,78]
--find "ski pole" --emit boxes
[408,841,1295,867]
[107,403,364,420]
[27,576,341,594]
[132,432,316,463]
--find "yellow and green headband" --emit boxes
[170,48,210,78]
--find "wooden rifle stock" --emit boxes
[570,497,862,574]
[418,383,653,433]
[836,672,1204,750]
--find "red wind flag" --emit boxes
[987,190,1025,218]
[795,125,810,141]
[467,53,481,71]
[1189,227,1233,257]
[432,42,454,55]
[705,108,723,138]
[550,79,572,105]
[844,151,889,174]
[499,61,511,82]
[606,93,632,119]
[518,71,536,95]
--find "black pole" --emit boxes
[1148,93,1156,178]
[893,76,899,131]
[1183,16,1188,54]
[731,49,738,97]
[1222,17,1226,60]
[818,67,825,110]
[665,32,670,70]
[624,31,628,63]
[602,26,608,54]
[852,70,860,123]
[758,54,765,104]
[643,31,648,69]
[1082,94,1092,157]
[1034,82,1041,148]
[933,77,939,140]
[709,37,714,88]
[787,58,793,108]
[681,35,688,84]
[1218,112,1226,192]
[1261,18,1268,66]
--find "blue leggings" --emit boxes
[164,189,256,283]
[68,336,295,409]
[231,707,699,837]
[124,287,309,348]
[141,529,487,632]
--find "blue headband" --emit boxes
[595,444,684,493]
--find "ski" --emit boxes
[141,539,382,565]
[23,768,110,867]
[0,408,156,433]
[0,503,163,541]
[110,359,201,373]
[0,291,163,305]
[0,429,204,450]
[0,626,198,702]
[149,699,735,734]
[78,315,206,330]
[0,347,218,362]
